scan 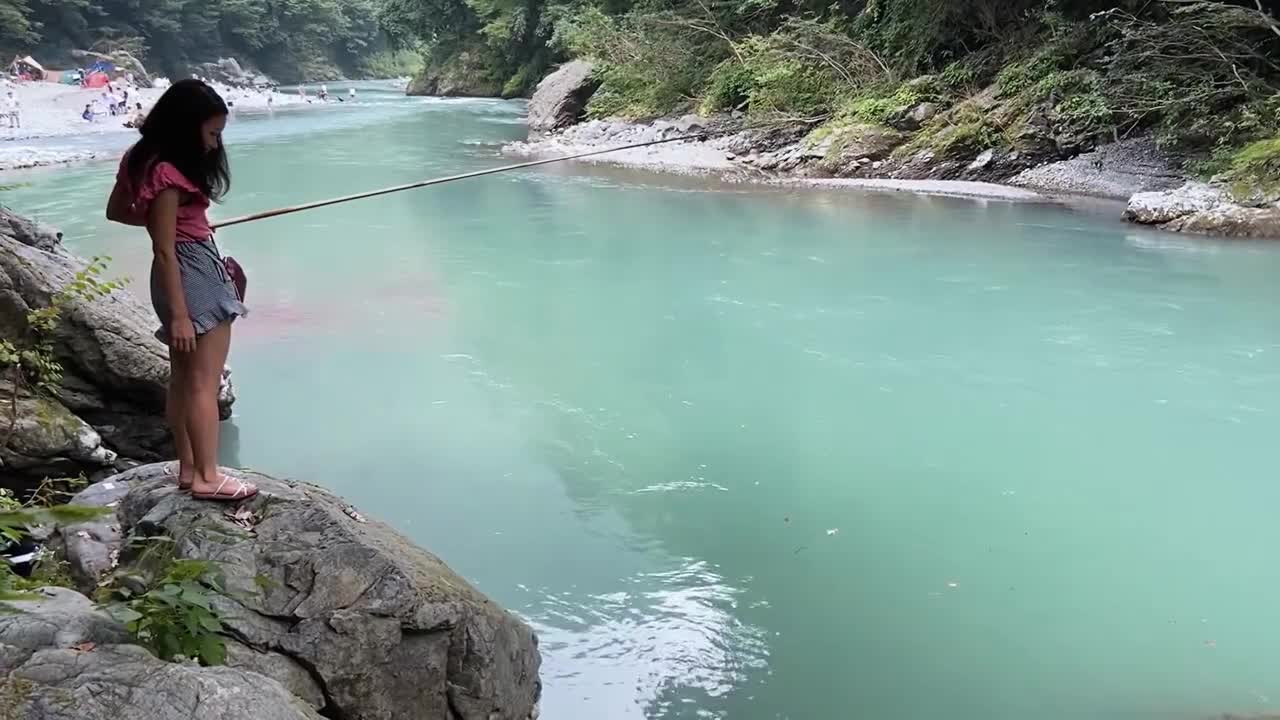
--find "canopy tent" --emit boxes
[87,59,115,75]
[8,55,45,80]
[84,71,109,88]
[60,69,81,84]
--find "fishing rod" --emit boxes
[210,132,713,230]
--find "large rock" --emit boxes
[1125,182,1227,224]
[0,207,235,478]
[79,463,542,720]
[0,587,130,670]
[526,60,598,132]
[812,124,905,175]
[1125,182,1280,239]
[8,644,325,720]
[2,588,318,719]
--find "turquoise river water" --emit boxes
[4,82,1280,720]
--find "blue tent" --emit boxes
[87,59,115,74]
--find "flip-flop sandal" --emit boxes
[191,475,259,502]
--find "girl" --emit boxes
[106,79,256,501]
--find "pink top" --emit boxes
[116,153,212,241]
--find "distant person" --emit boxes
[348,87,356,101]
[4,90,19,129]
[105,79,256,503]
[82,103,94,122]
[124,102,145,129]
[319,84,328,101]
[103,92,118,116]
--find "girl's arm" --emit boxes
[147,189,196,352]
[105,176,145,226]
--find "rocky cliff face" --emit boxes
[0,207,234,481]
[7,464,542,720]
[406,50,504,98]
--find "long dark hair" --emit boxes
[126,79,230,201]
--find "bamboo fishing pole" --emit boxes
[210,133,713,230]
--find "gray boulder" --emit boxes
[1125,182,1280,239]
[527,60,599,132]
[1125,182,1227,224]
[0,587,130,671]
[9,644,325,720]
[85,463,542,720]
[0,207,235,478]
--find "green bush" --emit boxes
[1055,91,1112,133]
[941,61,976,91]
[699,60,755,114]
[1221,137,1280,203]
[842,96,896,124]
[747,56,843,118]
[107,557,229,666]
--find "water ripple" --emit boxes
[530,560,769,719]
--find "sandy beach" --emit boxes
[0,78,318,171]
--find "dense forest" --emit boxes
[0,0,416,82]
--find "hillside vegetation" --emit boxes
[0,0,407,82]
[389,0,1280,185]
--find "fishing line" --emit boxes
[210,132,715,230]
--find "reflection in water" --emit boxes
[531,560,768,719]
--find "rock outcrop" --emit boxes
[0,207,235,480]
[526,60,598,132]
[0,587,324,720]
[57,464,541,720]
[407,50,503,98]
[1125,182,1280,238]
[191,57,274,88]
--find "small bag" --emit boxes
[223,256,247,302]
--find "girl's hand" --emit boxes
[170,318,197,353]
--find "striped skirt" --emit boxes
[150,239,248,343]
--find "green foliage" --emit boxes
[941,61,977,92]
[0,257,125,410]
[0,481,106,604]
[5,0,390,82]
[1220,137,1280,203]
[106,556,229,665]
[699,59,754,114]
[842,95,895,124]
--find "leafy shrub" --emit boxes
[941,61,977,91]
[107,557,229,665]
[699,60,755,114]
[842,96,896,124]
[746,56,843,118]
[1055,91,1113,134]
[997,53,1062,98]
[1220,137,1280,203]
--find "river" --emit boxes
[4,81,1280,720]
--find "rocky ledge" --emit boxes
[2,464,541,720]
[506,62,1279,240]
[0,207,233,482]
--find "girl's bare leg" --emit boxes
[167,349,195,488]
[184,321,253,496]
